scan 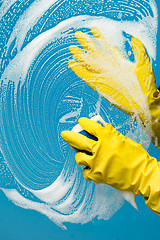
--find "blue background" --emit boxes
[0,0,160,239]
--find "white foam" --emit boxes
[0,0,158,228]
[0,0,17,20]
[6,0,60,52]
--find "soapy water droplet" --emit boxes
[0,0,158,228]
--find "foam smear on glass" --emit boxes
[0,0,158,228]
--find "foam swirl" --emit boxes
[0,0,157,228]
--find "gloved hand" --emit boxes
[61,118,160,215]
[69,27,160,148]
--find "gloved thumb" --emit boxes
[131,36,147,65]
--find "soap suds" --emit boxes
[0,0,157,228]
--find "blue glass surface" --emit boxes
[0,0,160,239]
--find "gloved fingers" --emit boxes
[90,26,126,61]
[83,167,102,182]
[75,31,102,56]
[69,59,119,89]
[78,117,125,140]
[83,167,92,181]
[131,36,157,94]
[61,130,95,152]
[69,45,101,74]
[78,117,103,137]
[69,60,135,114]
[69,59,136,114]
[131,36,148,66]
[75,151,93,168]
[68,60,103,89]
[103,122,118,132]
[103,122,127,140]
[94,81,137,114]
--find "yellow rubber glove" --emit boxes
[69,27,160,148]
[61,118,160,215]
[131,37,160,147]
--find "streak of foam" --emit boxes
[0,0,17,20]
[59,97,83,123]
[6,0,60,52]
[1,163,124,229]
[0,0,158,228]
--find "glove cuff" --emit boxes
[148,90,160,148]
[136,158,160,213]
